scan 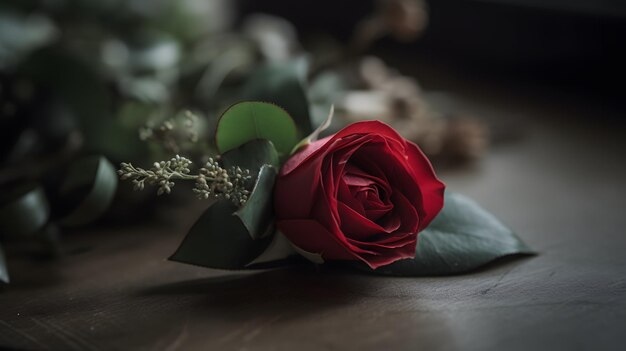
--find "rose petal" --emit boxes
[332,121,410,149]
[337,202,401,240]
[338,178,366,215]
[348,232,415,250]
[343,163,393,220]
[354,240,417,269]
[405,142,445,230]
[277,219,378,259]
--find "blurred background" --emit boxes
[244,0,626,99]
[1,0,625,281]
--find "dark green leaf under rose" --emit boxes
[219,139,280,238]
[359,192,534,276]
[169,159,278,268]
[169,200,273,270]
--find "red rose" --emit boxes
[274,121,445,269]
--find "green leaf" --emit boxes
[221,139,279,178]
[235,165,277,239]
[215,102,298,157]
[240,58,313,135]
[169,200,273,269]
[0,184,49,238]
[59,156,118,227]
[366,192,534,276]
[1,243,9,283]
[220,141,279,240]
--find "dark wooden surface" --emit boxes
[1,67,625,351]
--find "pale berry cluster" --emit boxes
[193,158,251,206]
[118,155,251,206]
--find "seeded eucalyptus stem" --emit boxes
[118,155,252,206]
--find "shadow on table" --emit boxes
[134,254,535,324]
[137,266,377,322]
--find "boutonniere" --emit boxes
[118,100,533,276]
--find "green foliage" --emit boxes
[0,156,118,284]
[215,102,298,157]
[59,156,119,227]
[362,192,534,276]
[0,184,49,238]
[168,144,280,267]
[221,139,280,179]
[235,165,277,240]
[169,200,273,269]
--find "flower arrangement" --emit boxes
[118,101,533,275]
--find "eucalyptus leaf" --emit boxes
[59,156,118,227]
[169,200,273,269]
[215,101,298,157]
[221,139,279,178]
[0,243,8,283]
[235,165,277,240]
[240,58,313,135]
[0,184,49,238]
[365,192,534,276]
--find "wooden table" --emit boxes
[1,65,625,351]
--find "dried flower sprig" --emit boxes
[139,111,199,154]
[118,155,252,206]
